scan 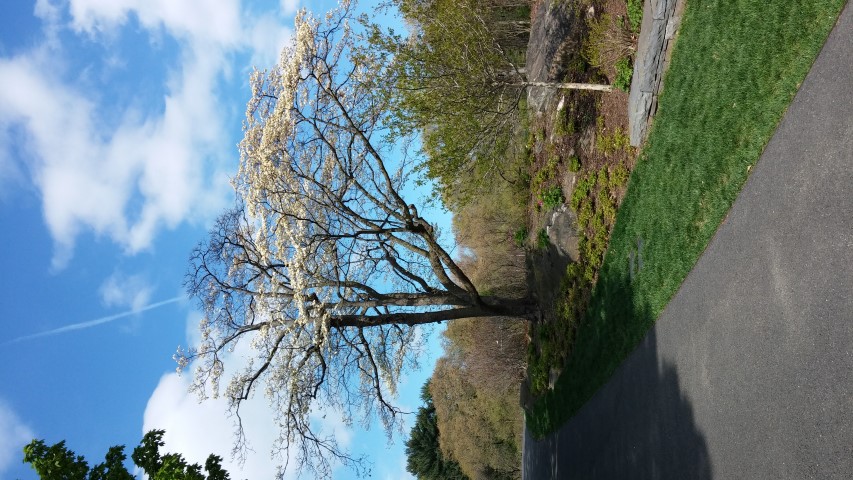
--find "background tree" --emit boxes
[430,353,523,480]
[22,430,230,480]
[449,170,528,298]
[405,382,469,480]
[441,317,527,395]
[182,2,536,478]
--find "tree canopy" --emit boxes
[182,1,536,478]
[372,0,609,204]
[372,0,529,202]
[22,430,230,480]
[430,354,523,480]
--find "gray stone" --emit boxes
[666,15,682,39]
[628,0,685,146]
[525,2,583,113]
[546,207,579,263]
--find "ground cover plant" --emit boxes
[524,96,634,398]
[526,0,847,436]
[522,0,637,402]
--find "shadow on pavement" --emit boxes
[523,273,712,479]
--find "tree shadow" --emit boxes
[522,272,713,479]
[528,242,573,319]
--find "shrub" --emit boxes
[567,155,581,172]
[450,162,528,299]
[554,106,575,136]
[537,228,549,249]
[532,154,560,193]
[431,317,526,480]
[577,200,593,230]
[566,54,589,78]
[627,0,644,33]
[540,185,565,210]
[583,14,635,68]
[600,193,617,223]
[571,172,594,210]
[431,357,522,480]
[596,124,632,156]
[513,226,528,248]
[609,163,630,190]
[527,345,549,397]
[614,57,633,92]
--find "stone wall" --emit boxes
[628,0,685,146]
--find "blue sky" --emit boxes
[0,1,446,478]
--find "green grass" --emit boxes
[526,0,846,436]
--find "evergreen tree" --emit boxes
[405,382,469,480]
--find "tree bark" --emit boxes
[331,296,538,328]
[522,81,613,92]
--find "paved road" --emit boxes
[523,3,853,479]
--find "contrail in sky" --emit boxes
[5,296,184,345]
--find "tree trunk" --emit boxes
[523,81,613,92]
[331,296,538,328]
[494,80,613,92]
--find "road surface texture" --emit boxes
[523,3,853,479]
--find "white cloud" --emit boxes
[67,0,243,46]
[0,400,35,475]
[143,355,354,478]
[0,56,118,267]
[246,15,296,68]
[34,0,61,23]
[144,371,288,479]
[141,299,446,480]
[143,310,359,479]
[99,271,154,312]
[33,0,63,48]
[280,0,300,15]
[111,46,234,253]
[0,52,232,268]
[0,0,298,268]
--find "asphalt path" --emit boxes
[523,3,853,478]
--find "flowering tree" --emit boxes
[182,2,536,478]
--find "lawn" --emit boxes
[526,0,847,436]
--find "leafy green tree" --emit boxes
[405,383,469,480]
[372,0,610,203]
[22,430,230,480]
